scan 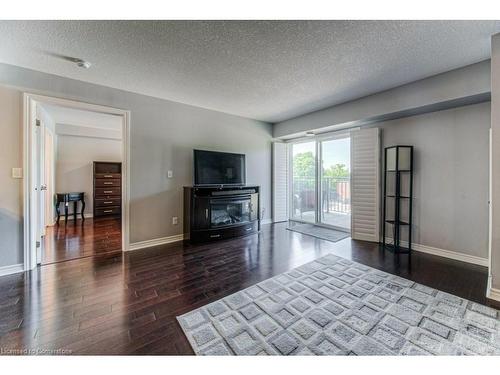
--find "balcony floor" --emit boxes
[291,210,351,231]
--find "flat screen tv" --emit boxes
[194,149,246,186]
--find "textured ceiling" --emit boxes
[1,20,499,123]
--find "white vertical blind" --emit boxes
[272,142,288,222]
[350,127,380,242]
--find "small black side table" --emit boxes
[56,192,85,224]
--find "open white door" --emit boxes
[34,114,46,265]
[350,127,380,242]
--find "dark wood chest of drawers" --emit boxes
[93,162,122,217]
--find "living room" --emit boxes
[1,1,500,373]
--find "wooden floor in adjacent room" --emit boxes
[42,217,122,265]
[0,222,497,355]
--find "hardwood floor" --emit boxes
[0,222,497,355]
[42,217,122,265]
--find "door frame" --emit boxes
[23,93,131,271]
[287,132,352,233]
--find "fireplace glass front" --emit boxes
[210,198,252,227]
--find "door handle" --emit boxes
[205,209,209,219]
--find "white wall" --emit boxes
[55,135,122,216]
[375,102,490,259]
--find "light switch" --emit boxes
[12,168,23,179]
[167,170,173,178]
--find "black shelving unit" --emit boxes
[382,145,414,254]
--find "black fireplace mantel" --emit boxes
[183,185,260,243]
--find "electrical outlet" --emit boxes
[167,170,173,178]
[172,216,178,225]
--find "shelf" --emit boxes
[385,220,410,226]
[385,195,410,198]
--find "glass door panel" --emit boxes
[291,141,317,223]
[320,137,351,231]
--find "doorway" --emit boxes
[289,134,351,232]
[23,94,130,270]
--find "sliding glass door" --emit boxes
[289,135,351,232]
[291,141,317,223]
[320,137,351,231]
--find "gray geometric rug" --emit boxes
[177,254,500,355]
[286,224,350,243]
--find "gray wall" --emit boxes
[0,86,23,267]
[491,33,500,289]
[274,60,491,139]
[0,63,272,267]
[375,102,490,259]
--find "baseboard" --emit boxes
[384,237,488,267]
[261,218,273,225]
[486,276,500,302]
[128,233,186,251]
[58,213,94,221]
[0,263,24,277]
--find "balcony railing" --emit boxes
[292,176,351,214]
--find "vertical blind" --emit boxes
[350,128,380,242]
[272,142,288,222]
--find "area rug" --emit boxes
[286,223,350,243]
[177,254,500,355]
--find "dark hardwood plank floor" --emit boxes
[0,222,498,355]
[42,217,122,265]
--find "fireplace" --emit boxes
[184,186,260,242]
[210,197,253,227]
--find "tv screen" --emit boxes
[194,150,246,186]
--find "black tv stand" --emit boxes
[183,185,260,243]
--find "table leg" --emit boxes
[73,201,78,222]
[56,202,60,225]
[81,198,86,221]
[64,202,69,223]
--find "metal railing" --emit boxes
[292,176,351,214]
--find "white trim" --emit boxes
[486,276,500,302]
[0,264,24,277]
[128,234,186,251]
[384,237,488,267]
[58,213,94,221]
[23,93,131,271]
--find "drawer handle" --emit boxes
[104,191,113,194]
[210,234,221,238]
[245,227,252,231]
[103,210,113,213]
[103,182,113,185]
[104,201,113,204]
[104,175,113,178]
